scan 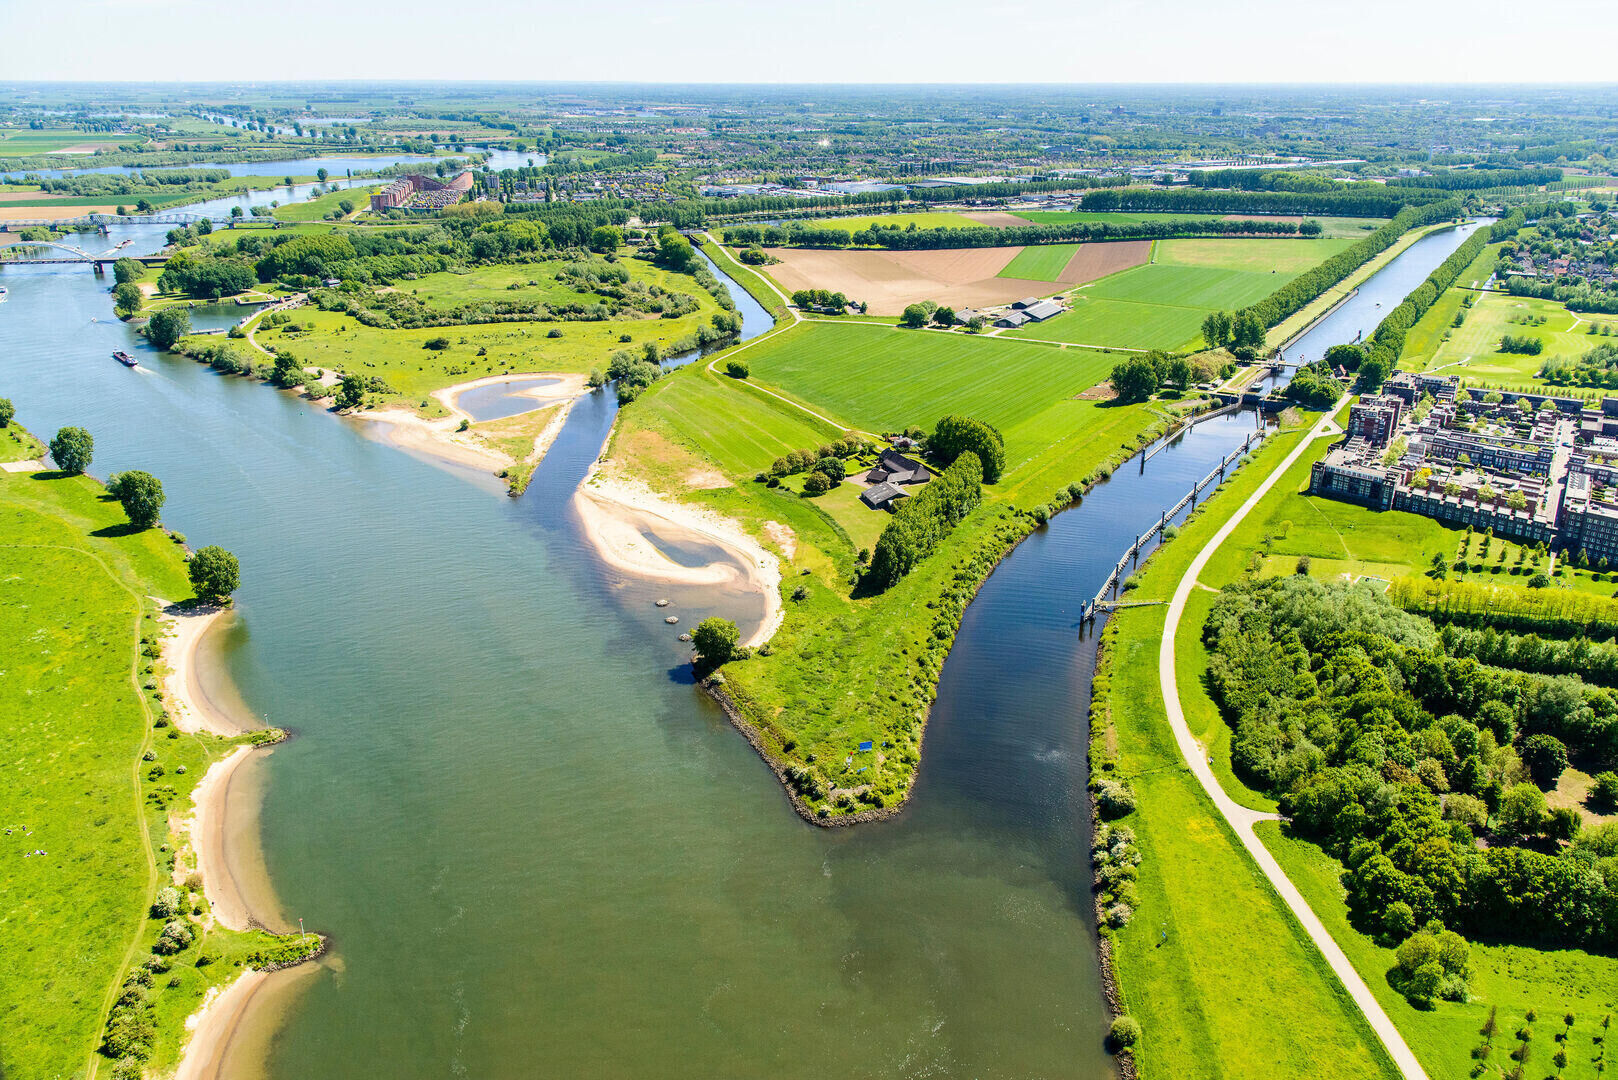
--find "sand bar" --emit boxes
[576,466,784,648]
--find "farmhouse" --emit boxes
[865,449,931,486]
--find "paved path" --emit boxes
[1157,403,1430,1080]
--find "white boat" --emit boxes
[0,285,8,303]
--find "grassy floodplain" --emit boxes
[0,425,313,1079]
[1097,414,1618,1080]
[604,317,1173,818]
[216,247,727,413]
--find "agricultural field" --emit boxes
[739,320,1117,452]
[1012,211,1386,240]
[1007,236,1353,351]
[997,243,1082,281]
[800,211,982,233]
[0,128,135,156]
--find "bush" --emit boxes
[1590,771,1618,812]
[152,919,194,955]
[931,415,1006,483]
[423,336,451,350]
[0,397,11,428]
[150,886,182,919]
[726,358,750,379]
[1092,777,1136,819]
[1108,1016,1141,1051]
[802,471,832,495]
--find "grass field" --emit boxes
[0,443,309,1079]
[1263,823,1618,1080]
[1103,409,1618,1080]
[271,182,381,222]
[740,320,1115,454]
[1423,291,1618,387]
[1006,238,1351,351]
[1012,211,1387,240]
[0,130,134,155]
[997,243,1081,282]
[697,237,790,319]
[801,212,980,233]
[1095,422,1402,1080]
[1398,245,1500,368]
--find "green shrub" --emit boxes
[726,358,750,379]
[1108,1015,1141,1051]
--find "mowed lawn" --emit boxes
[742,321,1115,451]
[1425,291,1618,385]
[0,471,192,1079]
[997,243,1081,282]
[1008,237,1350,351]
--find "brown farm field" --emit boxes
[760,240,1150,314]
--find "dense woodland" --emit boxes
[1205,577,1617,950]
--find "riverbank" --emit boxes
[574,463,784,648]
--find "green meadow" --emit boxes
[800,211,981,232]
[1005,237,1352,351]
[997,243,1081,281]
[1011,211,1386,240]
[739,320,1116,451]
[1094,423,1402,1080]
[1423,291,1618,386]
[0,447,309,1079]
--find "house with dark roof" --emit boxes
[865,449,931,486]
[1022,299,1064,322]
[860,481,908,510]
[996,310,1031,328]
[1012,297,1040,309]
[954,307,980,325]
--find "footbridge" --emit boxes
[1080,429,1267,624]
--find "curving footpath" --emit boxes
[1157,403,1430,1080]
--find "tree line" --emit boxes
[723,216,1308,252]
[866,452,984,591]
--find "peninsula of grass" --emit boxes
[604,321,1171,820]
[0,437,316,1080]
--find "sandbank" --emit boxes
[352,371,590,478]
[576,466,784,648]
[160,603,253,737]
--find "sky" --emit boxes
[6,0,1618,84]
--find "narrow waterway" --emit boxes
[0,202,1479,1079]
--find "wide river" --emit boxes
[0,188,1481,1078]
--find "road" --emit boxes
[1156,402,1431,1080]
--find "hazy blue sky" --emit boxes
[9,0,1617,83]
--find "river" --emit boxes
[7,148,541,181]
[0,196,1480,1078]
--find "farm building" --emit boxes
[865,449,931,486]
[860,481,908,510]
[996,311,1031,328]
[1021,299,1064,322]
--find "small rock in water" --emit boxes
[665,616,679,624]
[654,598,671,607]
[678,633,692,642]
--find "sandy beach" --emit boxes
[183,746,259,931]
[353,371,590,477]
[176,972,269,1080]
[576,465,784,648]
[159,603,252,737]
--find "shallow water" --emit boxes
[0,193,1480,1078]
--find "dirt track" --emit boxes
[763,246,1061,315]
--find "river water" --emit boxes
[0,191,1479,1078]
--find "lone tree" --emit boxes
[692,616,740,666]
[146,308,192,351]
[108,470,165,528]
[187,546,240,604]
[49,426,94,474]
[0,397,13,428]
